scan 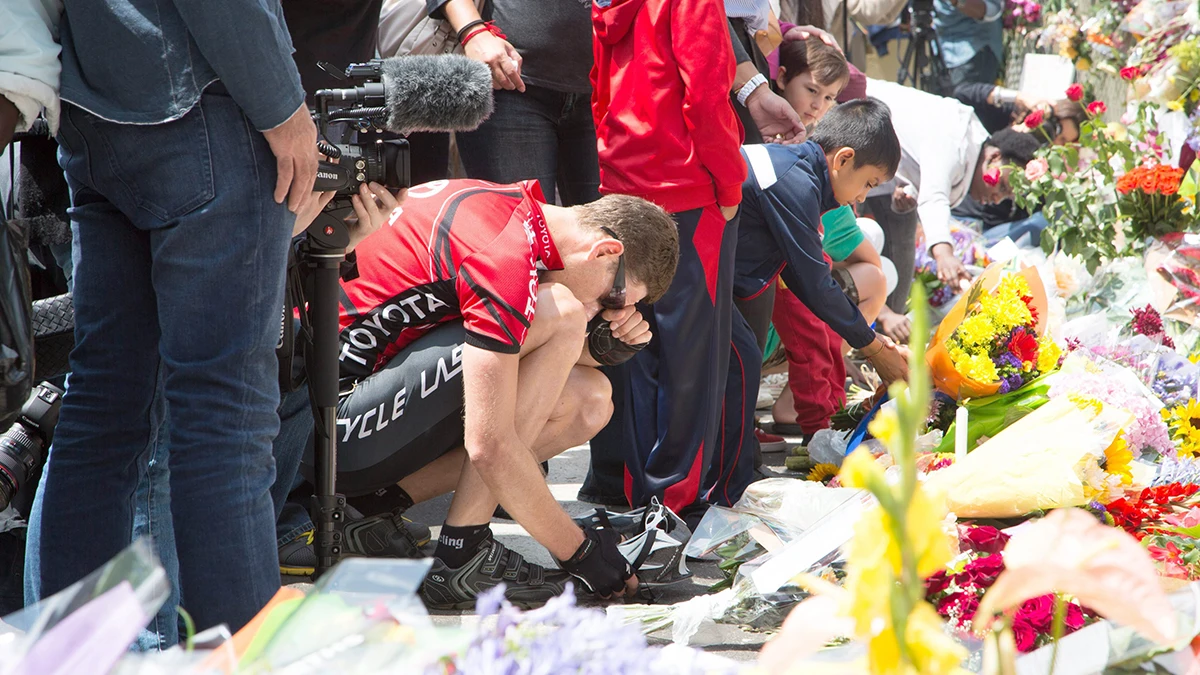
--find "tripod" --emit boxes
[298,206,355,576]
[896,5,951,96]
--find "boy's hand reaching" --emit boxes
[863,334,909,385]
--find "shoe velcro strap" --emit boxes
[501,549,526,581]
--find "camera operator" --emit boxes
[932,0,1004,88]
[27,0,320,639]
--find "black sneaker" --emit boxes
[343,509,430,559]
[279,530,317,577]
[420,537,571,610]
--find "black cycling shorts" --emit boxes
[302,322,466,496]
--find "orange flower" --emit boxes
[1117,172,1139,195]
[1140,170,1160,194]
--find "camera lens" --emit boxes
[0,424,41,512]
[379,139,411,190]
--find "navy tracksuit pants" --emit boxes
[590,204,742,515]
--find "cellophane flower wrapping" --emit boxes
[925,396,1134,518]
[927,264,1054,401]
[1147,233,1200,330]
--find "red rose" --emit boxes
[960,525,1011,555]
[964,553,1005,586]
[1012,616,1039,652]
[937,592,982,628]
[1017,595,1056,632]
[1065,603,1086,631]
[1088,101,1107,116]
[926,570,952,595]
[1120,66,1141,81]
[1024,109,1045,128]
[1066,83,1084,101]
[1008,329,1039,364]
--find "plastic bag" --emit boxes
[1148,233,1200,331]
[1,538,170,675]
[0,217,33,424]
[933,373,1053,455]
[925,396,1134,518]
[926,264,1051,401]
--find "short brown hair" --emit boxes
[778,36,850,90]
[574,195,679,304]
[1052,99,1086,128]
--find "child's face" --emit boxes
[778,70,844,128]
[827,149,891,205]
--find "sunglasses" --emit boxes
[599,226,626,311]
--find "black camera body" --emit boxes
[310,60,411,199]
[0,382,64,513]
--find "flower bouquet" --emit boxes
[924,525,1091,652]
[926,264,1055,401]
[1117,162,1191,240]
[924,394,1135,518]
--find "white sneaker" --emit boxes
[757,373,788,410]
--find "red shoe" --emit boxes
[755,428,789,453]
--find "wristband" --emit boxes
[736,73,768,107]
[455,19,486,43]
[461,20,507,47]
[587,316,647,366]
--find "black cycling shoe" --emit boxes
[343,508,430,559]
[420,537,572,611]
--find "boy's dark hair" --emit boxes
[986,128,1045,166]
[777,36,849,89]
[811,98,901,176]
[574,195,679,304]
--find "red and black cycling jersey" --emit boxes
[336,179,563,382]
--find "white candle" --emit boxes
[955,406,969,460]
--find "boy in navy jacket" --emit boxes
[705,98,910,504]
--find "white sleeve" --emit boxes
[0,0,62,133]
[914,145,958,252]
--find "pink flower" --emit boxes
[1163,506,1200,529]
[983,167,1002,186]
[1088,101,1108,116]
[1024,157,1050,181]
[1065,83,1084,102]
[1064,602,1086,631]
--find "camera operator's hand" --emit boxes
[263,104,319,214]
[601,307,651,346]
[348,182,405,252]
[746,85,806,145]
[558,526,638,600]
[0,95,19,149]
[465,32,525,93]
[292,190,337,238]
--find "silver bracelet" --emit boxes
[993,87,1019,106]
[737,73,768,107]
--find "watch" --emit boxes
[737,73,768,107]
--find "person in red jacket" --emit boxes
[591,0,747,522]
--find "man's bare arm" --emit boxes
[461,345,585,560]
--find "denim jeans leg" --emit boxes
[128,370,180,649]
[37,92,290,633]
[555,92,600,206]
[455,86,559,196]
[273,384,316,546]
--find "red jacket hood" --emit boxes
[593,0,647,45]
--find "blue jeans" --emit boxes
[983,212,1048,248]
[456,85,600,206]
[31,89,291,634]
[273,384,316,547]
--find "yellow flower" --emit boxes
[908,602,970,675]
[867,409,900,449]
[1068,394,1104,417]
[1168,99,1185,112]
[961,352,999,383]
[1189,352,1200,365]
[840,447,887,489]
[807,463,840,483]
[1076,57,1091,71]
[955,314,995,347]
[1037,337,1062,373]
[1103,433,1134,485]
[1164,399,1200,459]
[1191,89,1200,102]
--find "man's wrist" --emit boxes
[737,74,768,107]
[554,526,588,562]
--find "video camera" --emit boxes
[310,60,411,201]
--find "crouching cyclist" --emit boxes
[285,178,680,608]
